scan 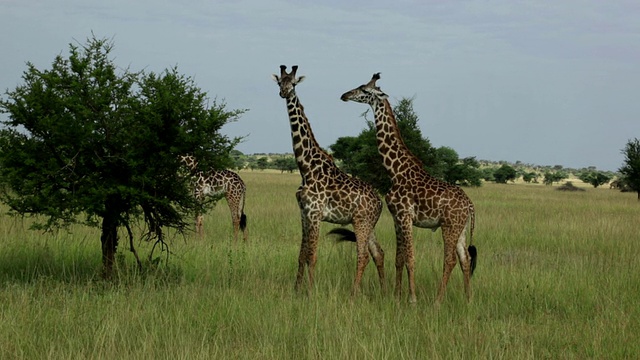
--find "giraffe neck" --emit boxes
[372,98,425,178]
[285,94,330,182]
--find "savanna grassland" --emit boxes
[0,171,638,359]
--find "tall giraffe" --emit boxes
[272,65,385,296]
[340,73,477,303]
[180,155,248,242]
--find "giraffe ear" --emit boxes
[295,75,306,84]
[271,74,280,82]
[379,90,389,99]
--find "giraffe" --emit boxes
[272,65,385,296]
[180,155,248,242]
[340,73,477,303]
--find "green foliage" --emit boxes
[256,157,268,170]
[619,138,640,198]
[543,171,569,185]
[578,171,612,188]
[441,154,482,187]
[480,167,495,182]
[0,35,243,273]
[493,164,517,184]
[273,157,297,173]
[522,172,538,183]
[230,149,246,170]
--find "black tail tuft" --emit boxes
[468,245,477,276]
[327,228,357,242]
[240,213,247,231]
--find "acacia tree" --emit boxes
[543,171,569,186]
[619,138,640,200]
[578,171,612,188]
[493,164,517,184]
[0,36,243,276]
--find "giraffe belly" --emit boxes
[322,207,352,225]
[413,217,441,230]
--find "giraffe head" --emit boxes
[272,65,306,99]
[340,72,388,105]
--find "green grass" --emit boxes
[0,172,638,359]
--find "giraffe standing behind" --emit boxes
[340,73,477,303]
[180,155,248,242]
[272,65,385,296]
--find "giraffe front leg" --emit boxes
[400,220,417,304]
[306,220,321,294]
[295,243,307,293]
[295,213,311,292]
[294,208,310,291]
[393,221,407,299]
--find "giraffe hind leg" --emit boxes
[195,214,204,238]
[351,230,370,297]
[367,233,386,293]
[436,227,462,303]
[455,228,475,302]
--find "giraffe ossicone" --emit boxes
[341,73,477,303]
[273,65,386,297]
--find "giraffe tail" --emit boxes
[327,228,356,242]
[240,212,247,231]
[468,245,477,275]
[468,208,477,275]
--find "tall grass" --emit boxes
[0,172,638,359]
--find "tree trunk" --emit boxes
[101,207,119,278]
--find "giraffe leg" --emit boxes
[367,233,386,293]
[455,225,473,302]
[393,221,408,299]
[295,214,311,292]
[226,195,240,243]
[436,227,459,303]
[401,221,417,304]
[195,213,204,238]
[352,239,369,297]
[306,219,321,293]
[231,212,240,243]
[350,222,371,297]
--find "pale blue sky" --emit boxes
[2,0,639,171]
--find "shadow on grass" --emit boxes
[0,244,185,287]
